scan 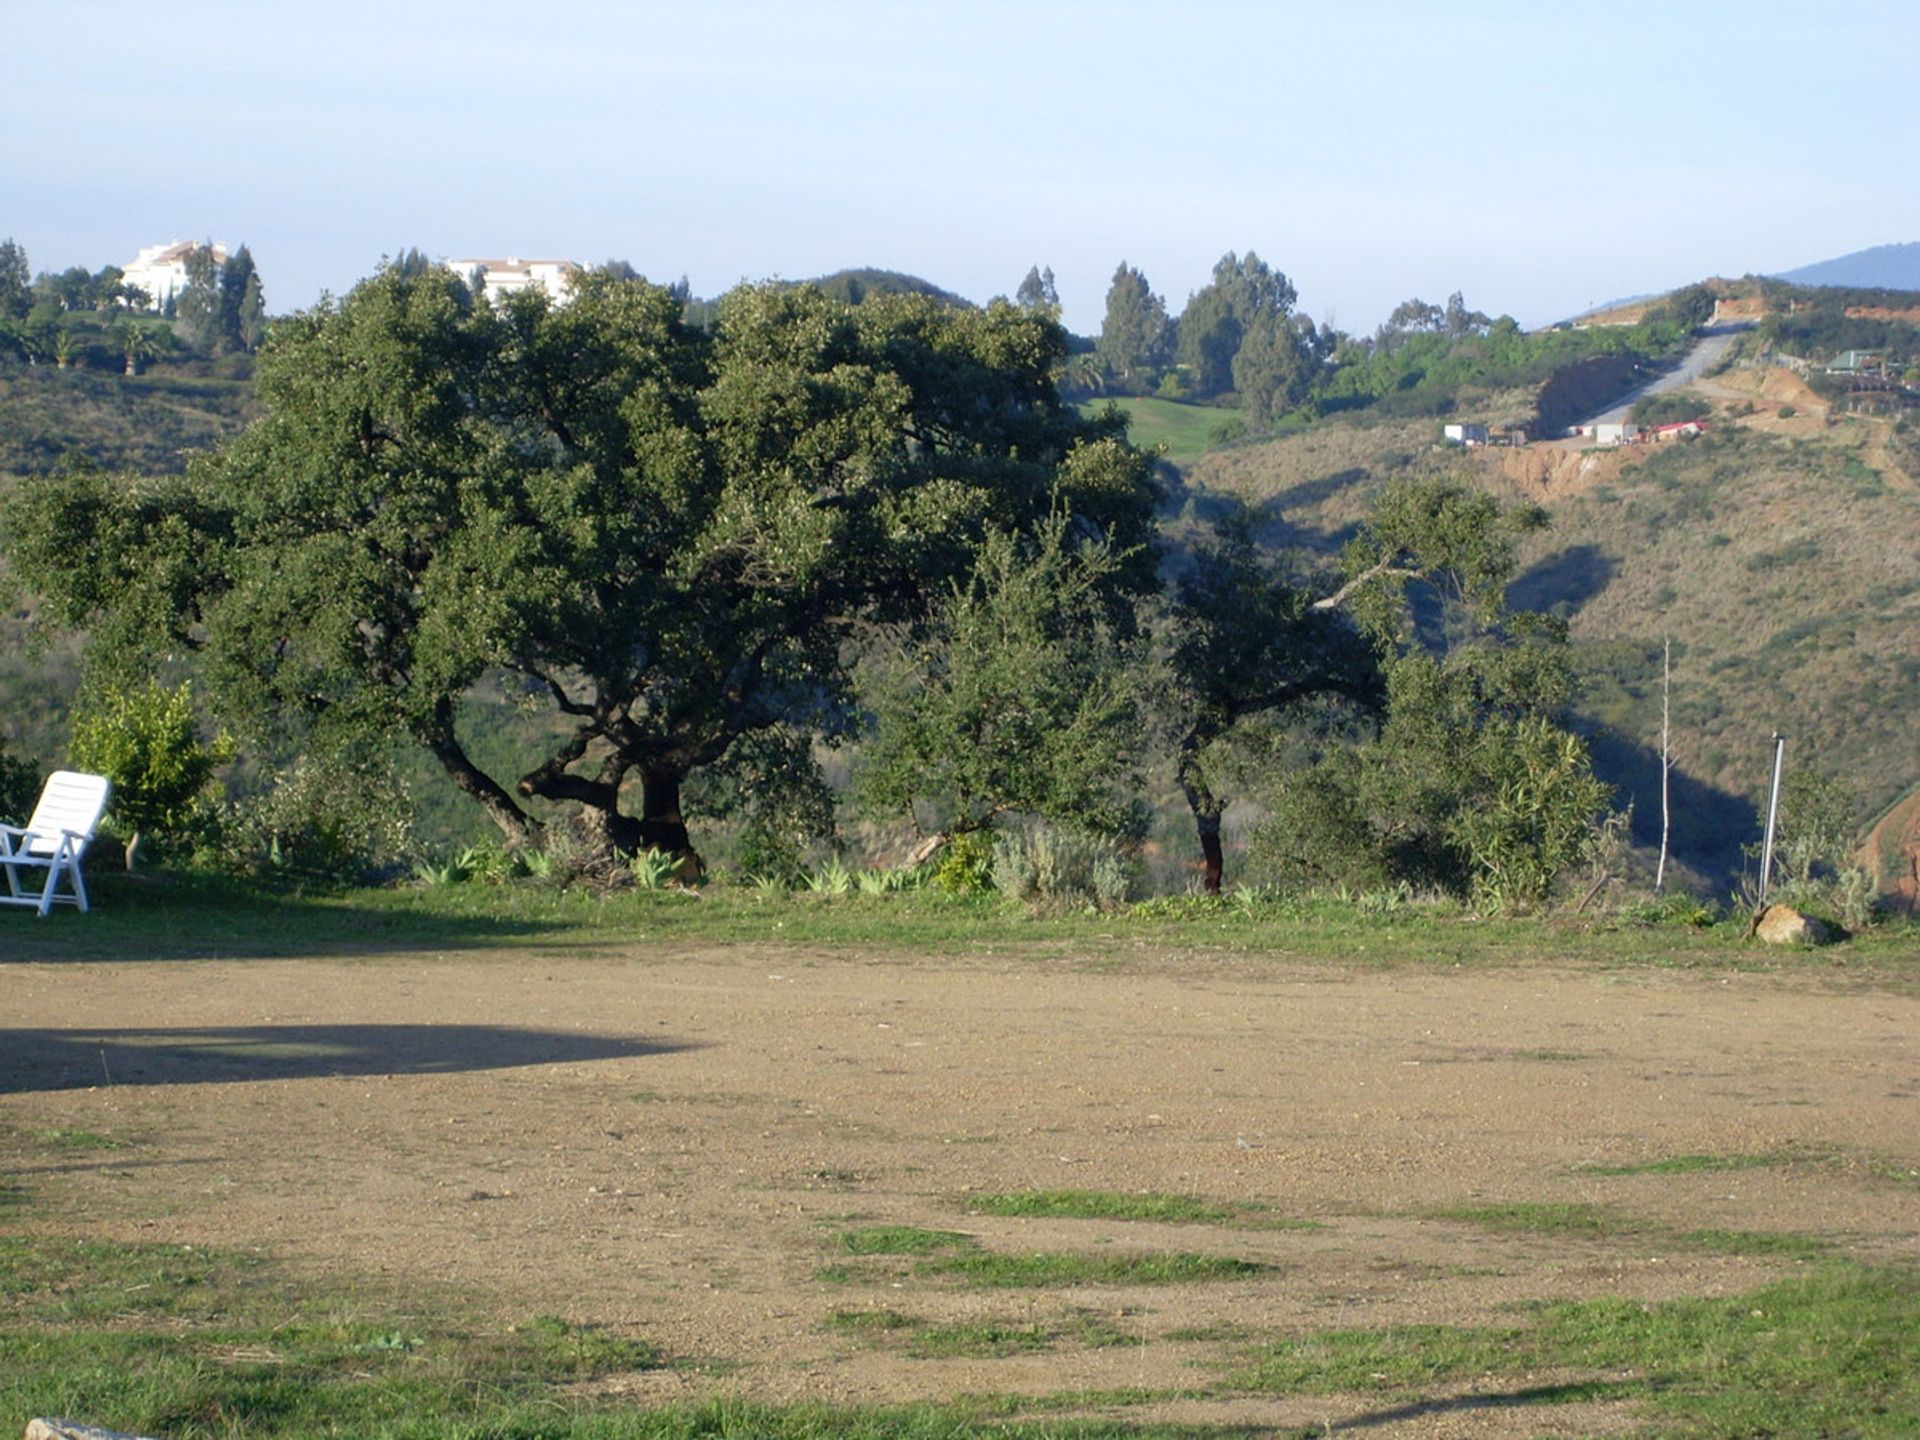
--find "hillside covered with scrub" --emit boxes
[1,257,1916,918]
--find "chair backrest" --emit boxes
[25,771,112,854]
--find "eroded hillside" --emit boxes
[1181,369,1920,884]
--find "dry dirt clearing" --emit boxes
[5,944,1918,1433]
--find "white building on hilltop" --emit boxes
[446,256,580,305]
[119,240,229,311]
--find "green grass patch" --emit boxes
[29,1127,130,1151]
[907,1321,1054,1359]
[920,1250,1265,1288]
[1434,1201,1620,1239]
[826,1307,921,1333]
[964,1189,1242,1224]
[831,1309,1140,1360]
[838,1225,976,1256]
[13,866,1920,983]
[1582,1151,1792,1176]
[0,1234,670,1440]
[1436,1202,1831,1257]
[1225,1263,1920,1436]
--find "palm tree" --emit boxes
[119,320,160,376]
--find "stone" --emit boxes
[26,1422,163,1440]
[1754,904,1834,946]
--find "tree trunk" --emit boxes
[1178,731,1226,895]
[124,830,143,873]
[573,801,644,863]
[1196,811,1225,896]
[637,767,702,880]
[421,708,542,850]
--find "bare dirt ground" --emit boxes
[5,944,1919,1436]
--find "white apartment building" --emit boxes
[446,256,581,305]
[119,240,229,310]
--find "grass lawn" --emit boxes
[9,866,1916,977]
[1080,396,1239,469]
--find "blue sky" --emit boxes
[5,0,1914,334]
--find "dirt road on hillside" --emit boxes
[4,945,1917,1436]
[1585,322,1754,427]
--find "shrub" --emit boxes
[67,679,231,869]
[932,830,995,893]
[991,823,1135,911]
[223,750,416,881]
[0,735,37,825]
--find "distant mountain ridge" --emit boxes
[1771,241,1920,291]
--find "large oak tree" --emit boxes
[7,267,1158,870]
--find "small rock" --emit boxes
[1754,904,1834,946]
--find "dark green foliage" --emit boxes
[1256,638,1607,908]
[1175,250,1301,403]
[856,521,1151,847]
[217,245,264,353]
[1094,261,1171,390]
[1759,301,1920,368]
[1013,264,1058,312]
[1163,506,1381,891]
[0,237,30,321]
[0,731,38,824]
[170,243,221,354]
[1773,769,1857,886]
[1631,389,1713,426]
[6,269,1157,875]
[1251,484,1607,909]
[1317,309,1692,419]
[804,268,970,309]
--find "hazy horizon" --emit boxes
[7,0,1916,335]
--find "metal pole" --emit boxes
[1758,732,1787,906]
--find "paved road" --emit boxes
[1586,321,1755,427]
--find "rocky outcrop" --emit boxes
[1753,904,1835,946]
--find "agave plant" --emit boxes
[804,857,854,895]
[629,846,678,889]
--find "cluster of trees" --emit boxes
[1093,252,1335,424]
[171,244,266,355]
[3,265,1611,907]
[0,238,265,373]
[1083,252,1709,434]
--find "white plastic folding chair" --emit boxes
[0,770,112,917]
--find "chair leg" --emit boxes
[37,839,73,918]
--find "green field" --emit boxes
[1081,395,1240,469]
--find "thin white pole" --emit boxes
[1758,733,1787,905]
[1655,638,1671,894]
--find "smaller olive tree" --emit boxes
[68,680,230,870]
[855,518,1149,863]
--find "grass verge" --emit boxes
[1224,1262,1920,1437]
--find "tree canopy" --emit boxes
[6,267,1158,872]
[1095,262,1171,390]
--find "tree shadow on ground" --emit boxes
[0,1024,699,1095]
[1586,730,1759,891]
[1286,1378,1637,1435]
[1268,466,1372,516]
[0,871,584,963]
[1508,543,1616,617]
